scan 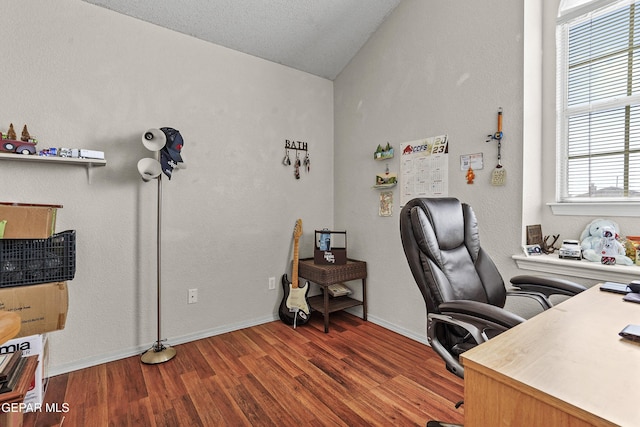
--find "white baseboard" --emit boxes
[49,312,429,377]
[49,314,278,377]
[366,314,428,345]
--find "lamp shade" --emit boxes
[141,128,166,152]
[137,158,162,181]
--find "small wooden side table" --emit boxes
[298,258,367,333]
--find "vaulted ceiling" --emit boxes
[82,0,403,80]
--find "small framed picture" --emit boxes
[523,244,543,256]
[526,225,543,245]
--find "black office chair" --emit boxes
[400,198,586,379]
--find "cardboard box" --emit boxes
[0,203,61,239]
[0,334,49,411]
[0,282,68,337]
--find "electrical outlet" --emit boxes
[188,288,198,304]
[268,277,276,290]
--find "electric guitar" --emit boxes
[278,219,311,326]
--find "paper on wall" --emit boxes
[400,135,449,206]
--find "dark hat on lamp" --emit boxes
[160,127,184,179]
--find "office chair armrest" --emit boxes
[427,301,525,378]
[439,300,526,330]
[506,289,554,311]
[510,275,586,298]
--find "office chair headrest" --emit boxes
[410,198,465,254]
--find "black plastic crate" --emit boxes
[0,230,76,287]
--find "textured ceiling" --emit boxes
[82,0,402,80]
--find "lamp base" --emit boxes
[141,342,176,365]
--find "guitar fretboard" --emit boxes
[292,238,300,289]
[291,219,302,289]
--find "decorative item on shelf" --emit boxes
[374,142,394,160]
[0,123,105,164]
[1,123,38,155]
[373,163,397,189]
[486,107,506,186]
[580,218,634,265]
[542,234,560,254]
[523,244,543,256]
[58,148,76,158]
[137,127,186,365]
[6,124,16,140]
[38,148,57,157]
[79,149,105,160]
[559,239,582,260]
[524,225,559,255]
[526,224,543,246]
[314,230,347,265]
[283,139,309,179]
[523,224,544,256]
[624,236,640,265]
[374,173,397,188]
[20,125,30,142]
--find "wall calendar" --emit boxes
[400,135,449,206]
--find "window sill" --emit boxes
[547,202,640,217]
[512,253,640,283]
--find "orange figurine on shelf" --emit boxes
[466,166,475,184]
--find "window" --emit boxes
[556,0,640,202]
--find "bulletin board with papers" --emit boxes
[400,135,449,206]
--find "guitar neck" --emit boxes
[289,219,303,290]
[292,238,300,289]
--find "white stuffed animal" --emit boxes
[580,219,633,265]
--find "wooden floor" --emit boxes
[23,312,464,426]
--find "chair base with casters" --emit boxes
[399,197,586,426]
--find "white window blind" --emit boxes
[556,0,640,201]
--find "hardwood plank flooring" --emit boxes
[23,312,464,426]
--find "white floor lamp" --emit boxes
[137,127,185,364]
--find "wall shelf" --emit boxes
[0,152,106,167]
[372,183,397,189]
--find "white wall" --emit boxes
[334,0,527,340]
[3,0,625,376]
[0,0,334,374]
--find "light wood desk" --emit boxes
[461,285,640,427]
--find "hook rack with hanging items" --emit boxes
[282,139,310,179]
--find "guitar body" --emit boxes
[278,274,310,325]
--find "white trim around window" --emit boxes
[548,201,640,216]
